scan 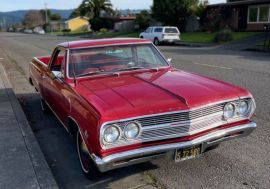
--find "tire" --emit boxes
[154,38,159,46]
[40,98,50,114]
[76,130,101,180]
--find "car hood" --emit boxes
[77,70,250,120]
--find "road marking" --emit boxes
[193,62,233,70]
[0,58,4,60]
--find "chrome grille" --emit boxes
[102,103,228,149]
[135,104,223,127]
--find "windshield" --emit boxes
[68,44,169,77]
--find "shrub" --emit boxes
[62,29,71,33]
[99,28,108,34]
[214,28,233,42]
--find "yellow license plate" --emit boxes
[175,145,202,162]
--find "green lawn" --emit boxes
[181,32,215,43]
[181,32,262,43]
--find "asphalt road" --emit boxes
[0,32,269,189]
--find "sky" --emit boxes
[0,0,226,12]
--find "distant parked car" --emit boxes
[140,26,180,45]
[24,29,33,34]
[33,26,45,34]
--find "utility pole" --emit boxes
[45,3,48,24]
[45,3,48,32]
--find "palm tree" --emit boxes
[79,0,113,19]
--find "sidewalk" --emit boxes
[0,62,58,189]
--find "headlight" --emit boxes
[238,100,249,115]
[224,103,235,119]
[124,122,141,139]
[103,125,121,143]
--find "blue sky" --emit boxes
[0,0,225,12]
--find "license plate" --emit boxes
[175,145,202,162]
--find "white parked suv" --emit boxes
[139,26,180,45]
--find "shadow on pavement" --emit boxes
[17,92,158,189]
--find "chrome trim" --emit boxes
[68,41,152,50]
[93,122,256,172]
[66,42,171,80]
[33,57,48,68]
[100,98,254,149]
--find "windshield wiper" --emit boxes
[116,66,146,72]
[76,71,109,77]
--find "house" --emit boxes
[113,16,136,32]
[207,0,270,31]
[49,21,65,32]
[64,17,90,31]
[101,16,137,32]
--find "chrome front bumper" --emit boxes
[91,122,256,172]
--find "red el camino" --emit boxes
[29,38,256,179]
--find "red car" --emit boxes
[29,38,256,179]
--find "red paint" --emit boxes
[29,39,254,158]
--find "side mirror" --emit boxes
[52,71,64,80]
[167,58,172,63]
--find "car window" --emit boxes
[145,27,151,33]
[51,49,66,76]
[69,44,169,77]
[137,46,163,66]
[154,28,163,33]
[164,28,179,33]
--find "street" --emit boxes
[0,32,269,189]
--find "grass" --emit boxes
[181,31,262,43]
[181,32,215,43]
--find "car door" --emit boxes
[143,27,152,40]
[149,27,156,41]
[43,47,70,124]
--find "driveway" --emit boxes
[0,32,269,189]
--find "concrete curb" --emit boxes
[0,62,59,189]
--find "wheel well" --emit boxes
[67,117,78,138]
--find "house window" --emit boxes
[248,5,270,23]
[259,6,269,22]
[248,7,258,22]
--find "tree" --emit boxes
[135,10,152,30]
[23,10,45,28]
[192,0,209,25]
[70,8,81,18]
[152,0,199,30]
[79,0,113,19]
[50,13,62,21]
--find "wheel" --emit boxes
[153,38,159,46]
[76,130,100,180]
[40,98,50,114]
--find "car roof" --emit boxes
[58,38,151,49]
